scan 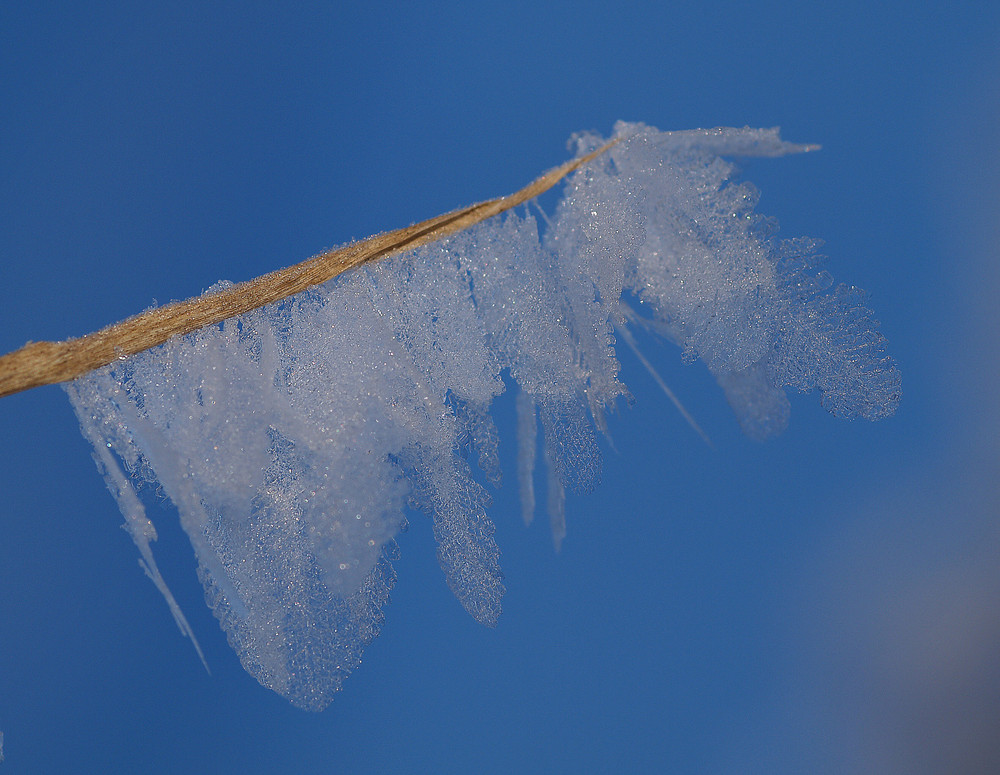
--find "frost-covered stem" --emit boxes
[0,140,618,399]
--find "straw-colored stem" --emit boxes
[0,139,617,399]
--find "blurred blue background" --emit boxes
[1,3,998,772]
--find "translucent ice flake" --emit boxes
[66,121,898,709]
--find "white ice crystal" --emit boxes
[64,122,900,710]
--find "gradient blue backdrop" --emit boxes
[2,3,998,773]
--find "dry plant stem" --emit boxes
[0,140,617,399]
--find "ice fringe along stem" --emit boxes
[57,122,898,711]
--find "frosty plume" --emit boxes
[44,122,901,710]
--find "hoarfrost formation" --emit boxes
[65,122,900,710]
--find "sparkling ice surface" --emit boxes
[64,123,900,710]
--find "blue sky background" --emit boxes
[1,3,998,773]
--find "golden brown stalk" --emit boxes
[0,139,617,399]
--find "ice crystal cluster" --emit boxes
[65,122,900,710]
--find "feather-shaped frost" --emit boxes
[65,122,900,710]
